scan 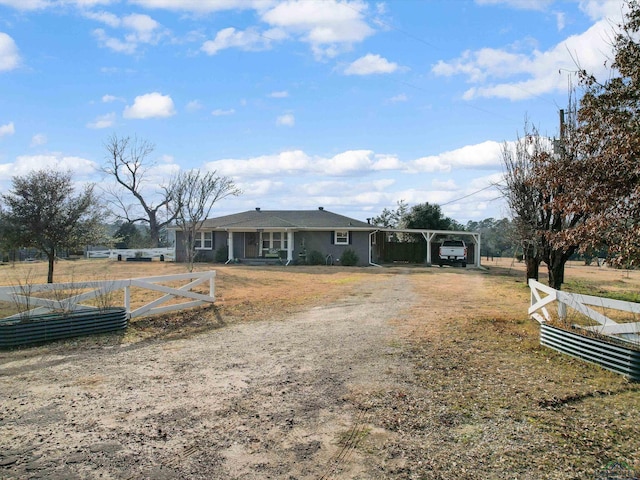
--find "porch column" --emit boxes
[227,231,234,262]
[287,231,294,263]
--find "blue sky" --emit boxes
[0,0,628,224]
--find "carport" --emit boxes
[369,228,481,268]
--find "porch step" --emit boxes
[237,258,284,266]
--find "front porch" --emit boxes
[227,231,296,265]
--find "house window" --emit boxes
[335,231,349,245]
[262,232,288,251]
[195,231,213,250]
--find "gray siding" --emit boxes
[294,231,369,266]
[174,230,222,263]
[175,229,371,266]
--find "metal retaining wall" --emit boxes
[0,308,128,348]
[541,323,640,381]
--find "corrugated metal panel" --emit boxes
[541,323,640,381]
[0,308,127,348]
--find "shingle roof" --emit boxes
[200,209,373,230]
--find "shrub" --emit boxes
[306,250,325,265]
[215,246,228,263]
[340,248,359,266]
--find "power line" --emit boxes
[440,183,502,207]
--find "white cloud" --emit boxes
[205,150,312,176]
[578,0,627,21]
[0,154,98,181]
[123,92,176,119]
[212,108,235,116]
[371,154,402,170]
[84,10,120,28]
[186,100,203,112]
[344,53,399,75]
[261,0,374,59]
[555,11,565,31]
[87,112,116,129]
[474,0,554,10]
[431,179,458,190]
[432,9,624,100]
[276,113,296,127]
[30,133,47,146]
[0,122,15,137]
[0,0,50,10]
[269,90,289,98]
[276,113,295,126]
[8,0,374,61]
[93,28,136,54]
[388,93,407,103]
[90,12,167,54]
[129,0,269,13]
[201,27,284,55]
[102,94,124,103]
[324,150,383,175]
[410,141,503,173]
[205,148,403,178]
[236,179,285,196]
[0,33,20,72]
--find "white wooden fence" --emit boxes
[86,248,175,261]
[0,271,215,320]
[529,279,640,344]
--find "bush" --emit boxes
[340,248,359,266]
[306,250,325,265]
[214,246,229,263]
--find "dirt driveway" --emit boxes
[2,264,639,480]
[0,270,419,479]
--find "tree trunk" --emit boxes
[547,246,577,290]
[148,211,160,248]
[525,255,539,281]
[548,257,564,289]
[47,250,55,284]
[523,243,539,281]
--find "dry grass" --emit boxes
[1,257,639,478]
[360,259,640,479]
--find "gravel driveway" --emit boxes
[0,272,414,479]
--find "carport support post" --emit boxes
[471,233,481,268]
[423,232,438,266]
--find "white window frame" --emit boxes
[195,231,213,250]
[261,231,288,252]
[335,230,349,245]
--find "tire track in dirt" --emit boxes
[0,271,417,479]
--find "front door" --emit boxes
[245,232,258,258]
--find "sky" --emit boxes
[0,0,629,225]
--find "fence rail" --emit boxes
[86,248,175,261]
[0,271,216,320]
[529,279,640,380]
[529,279,640,345]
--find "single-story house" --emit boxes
[174,207,376,266]
[173,207,482,267]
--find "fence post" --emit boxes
[124,285,131,317]
[209,273,215,301]
[558,300,567,320]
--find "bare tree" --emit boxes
[167,170,240,271]
[500,116,584,289]
[103,134,176,247]
[499,124,544,282]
